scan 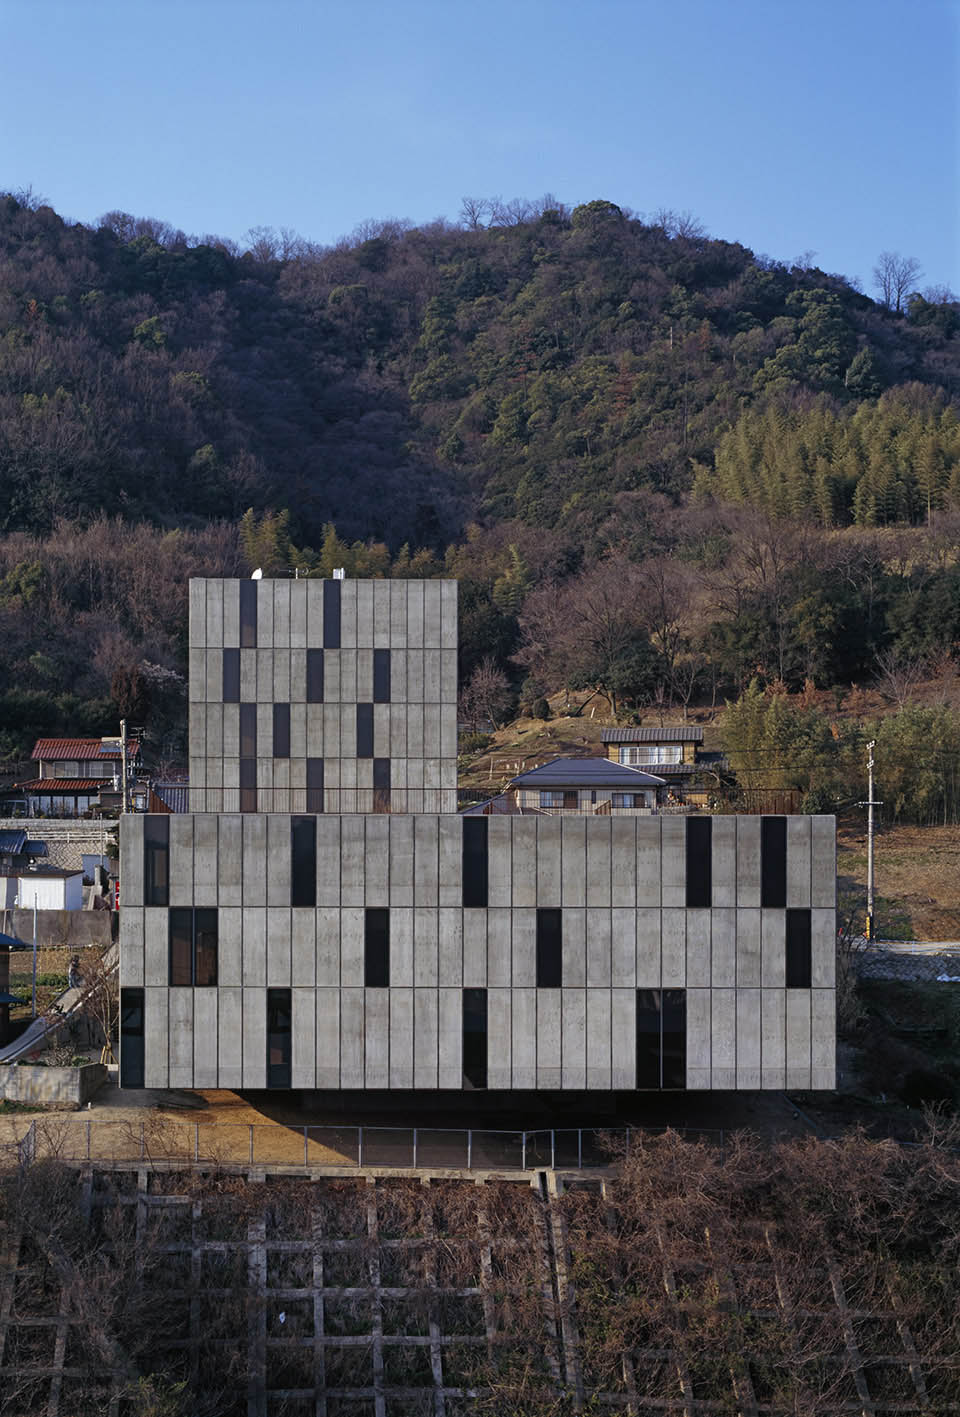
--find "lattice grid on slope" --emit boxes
[0,1167,957,1416]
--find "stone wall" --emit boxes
[0,818,117,873]
[0,1061,107,1107]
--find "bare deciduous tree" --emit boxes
[874,645,932,707]
[458,656,513,731]
[873,250,923,313]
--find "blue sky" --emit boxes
[2,0,957,294]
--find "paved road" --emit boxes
[852,937,960,981]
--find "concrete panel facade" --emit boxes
[121,809,836,1091]
[120,576,837,1095]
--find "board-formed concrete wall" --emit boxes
[119,811,836,1093]
[188,579,458,815]
[0,1062,107,1107]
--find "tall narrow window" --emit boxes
[273,703,291,758]
[373,648,391,703]
[222,648,240,703]
[357,703,374,758]
[169,908,218,986]
[636,989,687,1089]
[194,909,218,986]
[307,648,324,703]
[120,988,145,1089]
[786,908,812,988]
[323,580,341,649]
[291,816,317,907]
[239,580,258,648]
[239,703,257,759]
[306,758,324,813]
[364,908,390,986]
[144,816,169,907]
[462,817,488,907]
[373,758,390,813]
[686,816,712,908]
[169,908,193,987]
[463,988,488,1089]
[536,908,562,987]
[661,989,686,1089]
[761,816,787,908]
[239,759,257,814]
[239,702,257,813]
[635,989,662,1089]
[267,989,292,1089]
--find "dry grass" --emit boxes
[838,820,960,940]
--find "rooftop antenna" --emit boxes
[251,567,263,579]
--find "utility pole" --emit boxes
[120,718,128,815]
[859,739,883,941]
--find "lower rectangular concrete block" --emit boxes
[316,990,340,1088]
[292,988,316,1089]
[389,989,413,1088]
[561,990,586,1089]
[511,988,536,1089]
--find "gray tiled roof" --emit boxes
[510,758,665,788]
[601,725,704,743]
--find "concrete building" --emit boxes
[119,578,837,1093]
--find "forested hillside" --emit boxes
[3,191,958,544]
[1,189,959,776]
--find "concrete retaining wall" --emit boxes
[0,1062,107,1107]
[4,909,113,949]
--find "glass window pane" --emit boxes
[536,909,562,987]
[169,908,193,986]
[194,909,218,987]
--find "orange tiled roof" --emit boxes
[31,738,139,761]
[12,779,106,792]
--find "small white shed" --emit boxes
[0,869,84,911]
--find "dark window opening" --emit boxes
[459,821,487,906]
[273,703,291,758]
[239,757,257,814]
[373,648,391,703]
[463,988,488,1089]
[786,908,812,988]
[536,908,563,988]
[239,702,257,812]
[563,791,578,809]
[144,816,169,907]
[364,908,390,987]
[761,816,787,908]
[323,580,341,649]
[373,757,390,813]
[119,988,144,1089]
[267,989,292,1089]
[307,648,324,703]
[636,989,686,1090]
[239,580,258,648]
[462,817,489,908]
[222,648,240,703]
[291,816,317,907]
[357,703,374,758]
[686,816,712,908]
[169,908,218,987]
[306,758,324,813]
[239,703,257,759]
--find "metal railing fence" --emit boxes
[0,1118,726,1172]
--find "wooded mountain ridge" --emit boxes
[2,189,959,776]
[2,190,958,548]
